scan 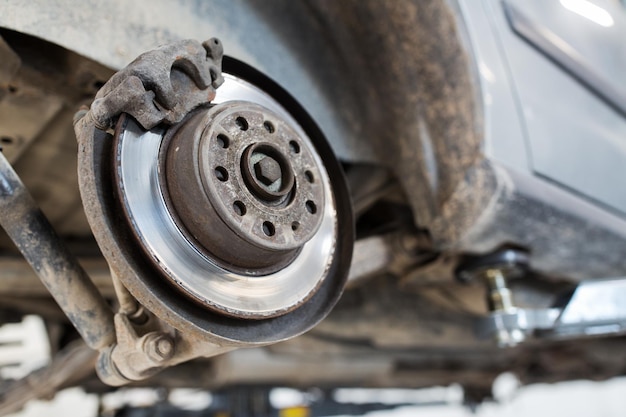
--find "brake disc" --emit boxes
[115,75,334,318]
[76,39,353,345]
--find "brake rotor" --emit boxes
[77,40,353,343]
[112,74,340,319]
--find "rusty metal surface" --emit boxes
[0,34,62,164]
[161,102,324,274]
[347,232,437,289]
[91,38,224,131]
[3,0,623,283]
[0,151,115,349]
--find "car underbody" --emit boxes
[0,0,625,414]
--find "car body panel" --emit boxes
[455,0,532,174]
[487,0,626,215]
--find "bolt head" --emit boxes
[254,156,282,186]
[144,334,175,363]
[156,337,174,358]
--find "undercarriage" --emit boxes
[1,1,626,415]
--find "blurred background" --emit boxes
[4,316,626,417]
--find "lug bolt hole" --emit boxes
[304,170,314,183]
[263,121,275,133]
[305,200,317,214]
[262,221,275,237]
[291,221,300,231]
[235,116,249,131]
[289,140,300,154]
[215,166,229,182]
[216,134,230,149]
[233,201,246,216]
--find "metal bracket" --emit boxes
[479,277,626,344]
[456,248,530,346]
[96,312,176,386]
[457,249,626,346]
[96,311,233,386]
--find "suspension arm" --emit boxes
[0,151,115,350]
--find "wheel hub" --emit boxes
[163,101,325,275]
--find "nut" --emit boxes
[143,333,175,363]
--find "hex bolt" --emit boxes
[241,143,295,203]
[254,156,282,186]
[143,333,175,363]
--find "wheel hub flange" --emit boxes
[162,101,325,274]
